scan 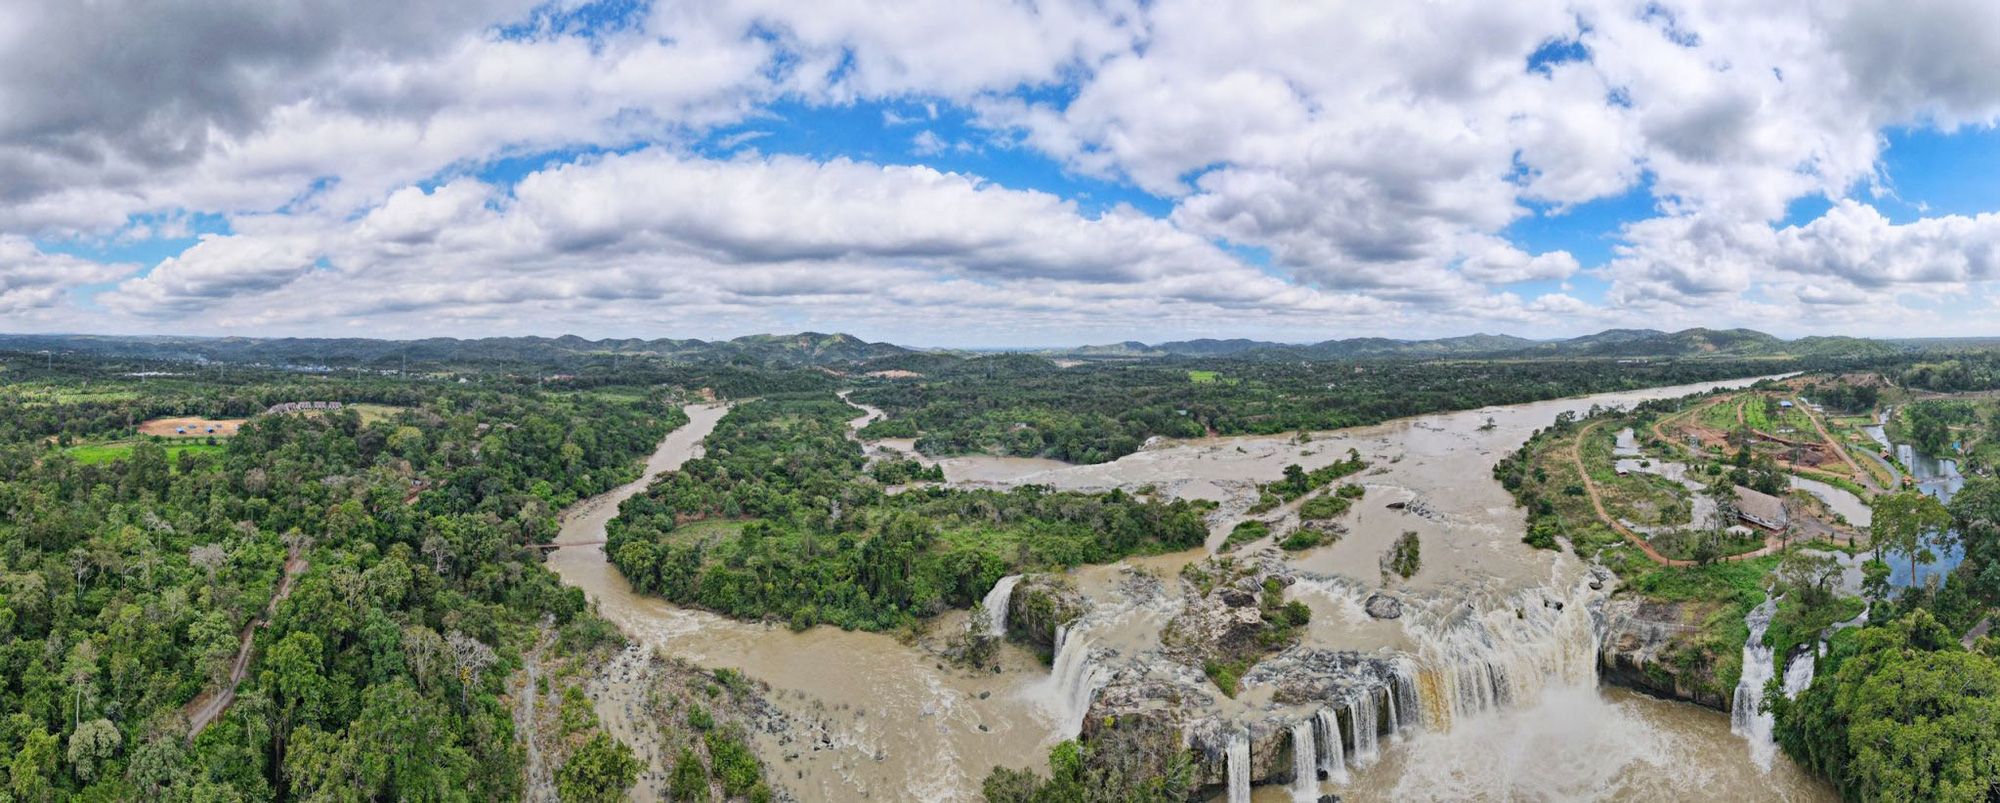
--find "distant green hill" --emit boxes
[1053,327,1907,360]
[0,331,910,367]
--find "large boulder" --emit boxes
[1363,593,1403,620]
[1162,595,1268,667]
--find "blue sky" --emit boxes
[5,0,2000,346]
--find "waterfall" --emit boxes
[1384,680,1401,740]
[1404,576,1603,732]
[1226,732,1252,803]
[1781,649,1816,699]
[981,575,1021,638]
[1041,623,1106,739]
[1290,720,1318,802]
[1731,596,1780,771]
[1315,708,1347,783]
[1349,690,1379,765]
[1392,660,1423,731]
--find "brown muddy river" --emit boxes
[550,378,1836,802]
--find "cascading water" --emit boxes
[1391,660,1423,731]
[1349,689,1379,765]
[1731,596,1781,771]
[1781,649,1816,699]
[1040,623,1107,739]
[1290,720,1318,802]
[1315,707,1347,783]
[1383,681,1401,740]
[1403,574,1604,732]
[981,575,1021,638]
[1226,732,1251,803]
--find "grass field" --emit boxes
[664,518,748,548]
[347,403,405,424]
[8,387,143,406]
[64,440,226,466]
[1188,370,1222,383]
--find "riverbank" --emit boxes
[545,376,1835,801]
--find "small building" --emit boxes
[1734,485,1789,531]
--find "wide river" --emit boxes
[548,377,1834,801]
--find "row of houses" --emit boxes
[265,401,343,415]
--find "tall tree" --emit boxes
[1947,476,2000,602]
[1872,491,1951,589]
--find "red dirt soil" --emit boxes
[138,416,247,437]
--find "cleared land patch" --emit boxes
[138,416,247,437]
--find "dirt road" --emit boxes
[1572,421,1781,568]
[186,545,309,738]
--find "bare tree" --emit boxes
[446,631,498,706]
[190,543,229,583]
[402,625,446,693]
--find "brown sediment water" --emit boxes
[547,403,1057,802]
[553,376,1837,801]
[1257,685,1829,802]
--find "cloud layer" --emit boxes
[8,0,2000,343]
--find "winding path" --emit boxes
[1655,392,1881,498]
[186,544,309,738]
[1571,421,1782,568]
[1794,400,1881,494]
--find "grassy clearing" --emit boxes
[1187,370,1237,385]
[664,518,748,548]
[1625,556,1779,604]
[1737,395,1815,436]
[63,440,227,466]
[347,403,406,424]
[7,386,144,406]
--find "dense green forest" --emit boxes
[851,354,1852,463]
[605,394,1209,631]
[1770,476,2000,801]
[8,340,2000,801]
[0,352,783,800]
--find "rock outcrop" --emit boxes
[1596,596,1731,712]
[1363,593,1403,620]
[1006,574,1085,652]
[1081,553,1381,799]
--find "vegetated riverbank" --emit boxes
[850,354,1831,464]
[601,393,1211,633]
[549,374,1845,801]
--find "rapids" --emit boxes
[547,374,1839,801]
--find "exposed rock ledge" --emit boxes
[1596,596,1731,712]
[1006,574,1086,652]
